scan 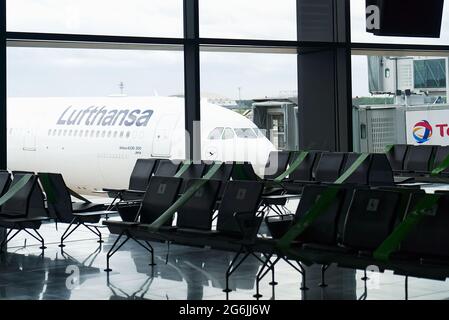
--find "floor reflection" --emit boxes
[3,226,447,300]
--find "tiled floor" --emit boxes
[0,222,448,300]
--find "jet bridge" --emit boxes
[252,99,299,151]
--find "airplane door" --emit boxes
[23,129,36,151]
[152,114,179,157]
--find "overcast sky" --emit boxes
[5,0,449,99]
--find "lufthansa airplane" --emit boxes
[7,96,276,194]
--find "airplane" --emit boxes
[7,96,276,195]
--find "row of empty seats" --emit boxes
[386,144,449,176]
[0,171,110,251]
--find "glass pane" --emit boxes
[199,0,297,40]
[351,0,449,45]
[7,0,183,38]
[7,47,185,193]
[200,50,298,176]
[352,53,449,153]
[207,127,224,140]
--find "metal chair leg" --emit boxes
[0,229,21,253]
[59,218,80,247]
[132,239,156,267]
[104,232,130,272]
[224,248,250,293]
[83,224,103,243]
[405,276,409,300]
[23,229,46,250]
[319,264,330,288]
[282,258,309,291]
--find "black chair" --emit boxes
[263,151,291,180]
[432,146,449,175]
[154,159,182,177]
[178,162,207,193]
[289,152,321,182]
[341,189,402,254]
[207,162,235,198]
[397,193,449,264]
[231,162,260,181]
[403,145,435,173]
[368,154,395,186]
[314,152,347,183]
[266,184,351,245]
[341,153,371,185]
[37,172,111,247]
[0,170,11,196]
[386,144,409,172]
[214,180,264,238]
[0,173,50,252]
[175,180,221,233]
[104,158,159,202]
[103,176,182,271]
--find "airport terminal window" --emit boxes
[199,0,296,40]
[7,48,184,98]
[200,50,298,158]
[207,127,224,140]
[6,0,183,38]
[352,53,449,153]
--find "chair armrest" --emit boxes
[102,188,126,193]
[122,189,146,195]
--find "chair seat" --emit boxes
[103,220,139,228]
[72,202,107,213]
[0,216,50,223]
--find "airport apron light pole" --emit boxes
[183,0,201,162]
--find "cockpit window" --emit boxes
[223,128,235,140]
[207,127,224,140]
[234,128,257,139]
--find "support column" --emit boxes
[296,0,353,152]
[183,0,201,161]
[0,0,7,244]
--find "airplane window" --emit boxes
[63,130,67,136]
[68,130,72,136]
[102,130,106,138]
[119,131,124,138]
[96,131,100,138]
[126,131,130,138]
[223,128,235,140]
[74,130,78,137]
[107,131,112,138]
[234,128,257,139]
[48,129,52,136]
[79,130,83,137]
[114,131,118,138]
[208,127,224,140]
[58,129,62,136]
[90,130,94,137]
